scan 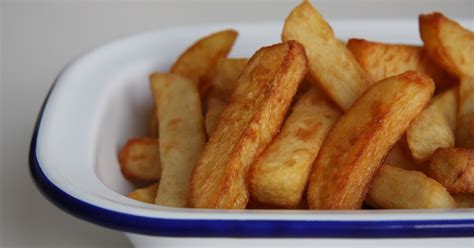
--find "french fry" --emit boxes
[384,137,419,172]
[247,87,341,208]
[407,88,458,162]
[419,12,474,78]
[451,193,474,208]
[128,183,159,204]
[366,165,456,209]
[150,73,205,207]
[148,108,158,138]
[456,77,474,148]
[171,30,238,95]
[419,14,473,162]
[282,1,373,111]
[118,138,161,182]
[189,41,308,209]
[347,39,455,90]
[205,97,227,136]
[427,148,474,193]
[307,71,434,209]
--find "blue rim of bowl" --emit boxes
[29,69,474,238]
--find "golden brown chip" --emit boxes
[427,148,474,193]
[247,87,341,208]
[407,88,458,162]
[171,30,238,95]
[128,183,159,204]
[282,1,373,110]
[419,12,474,78]
[366,165,456,209]
[451,193,474,208]
[456,77,474,148]
[307,71,434,209]
[150,73,206,207]
[347,38,455,90]
[189,41,308,209]
[118,138,161,182]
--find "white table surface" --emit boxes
[0,0,473,247]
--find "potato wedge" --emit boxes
[205,97,227,136]
[150,73,205,207]
[407,88,458,162]
[419,12,474,78]
[282,1,373,110]
[148,108,158,138]
[456,77,474,148]
[189,41,308,209]
[366,165,456,209]
[307,71,435,209]
[118,138,161,182]
[428,148,474,193]
[452,193,474,208]
[247,87,341,208]
[384,137,419,172]
[171,30,238,95]
[128,183,159,204]
[347,39,455,90]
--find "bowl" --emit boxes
[29,21,474,247]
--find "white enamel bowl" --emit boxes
[29,21,474,247]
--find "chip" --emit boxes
[307,71,434,209]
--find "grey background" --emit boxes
[0,0,472,247]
